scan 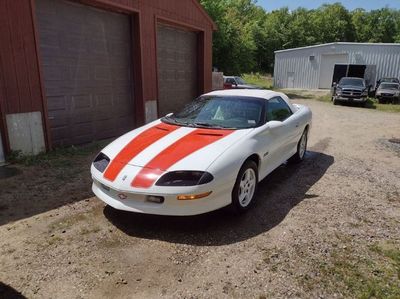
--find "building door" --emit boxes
[287,72,295,88]
[36,0,135,146]
[319,54,349,89]
[157,24,198,117]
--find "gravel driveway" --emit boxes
[0,99,399,298]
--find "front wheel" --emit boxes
[230,160,258,214]
[289,129,308,164]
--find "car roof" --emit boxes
[204,89,284,101]
[340,77,364,80]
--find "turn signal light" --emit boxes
[177,191,212,201]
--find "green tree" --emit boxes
[200,1,400,74]
[312,3,355,43]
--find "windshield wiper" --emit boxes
[194,122,235,129]
[163,117,195,127]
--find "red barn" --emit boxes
[0,0,216,155]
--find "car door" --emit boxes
[258,97,296,177]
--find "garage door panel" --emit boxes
[72,95,92,109]
[94,108,113,121]
[37,0,135,146]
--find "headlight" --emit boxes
[362,89,368,96]
[336,87,342,95]
[93,152,110,173]
[155,171,214,186]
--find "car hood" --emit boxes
[377,88,398,93]
[338,84,365,90]
[101,120,253,172]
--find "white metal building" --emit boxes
[274,42,400,89]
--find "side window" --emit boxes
[226,78,236,84]
[266,97,293,122]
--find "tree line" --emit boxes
[200,0,400,75]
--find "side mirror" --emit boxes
[267,120,283,130]
[165,113,174,117]
[332,82,337,87]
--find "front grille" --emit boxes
[382,93,394,97]
[341,89,362,97]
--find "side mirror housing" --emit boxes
[267,120,283,130]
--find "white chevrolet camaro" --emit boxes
[91,89,312,216]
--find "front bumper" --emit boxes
[376,95,398,99]
[334,95,367,102]
[92,177,233,216]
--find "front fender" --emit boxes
[206,135,260,189]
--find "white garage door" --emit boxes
[319,54,349,89]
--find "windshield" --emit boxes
[339,78,365,87]
[381,78,399,83]
[235,77,246,85]
[379,83,399,90]
[161,96,264,129]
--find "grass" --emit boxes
[365,98,400,113]
[311,242,400,298]
[7,139,110,167]
[242,73,273,89]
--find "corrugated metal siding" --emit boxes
[274,43,400,89]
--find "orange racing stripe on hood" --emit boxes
[131,129,234,188]
[103,123,179,181]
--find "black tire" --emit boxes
[289,129,308,164]
[333,99,339,105]
[230,160,258,214]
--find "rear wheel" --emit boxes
[289,129,308,164]
[230,160,258,213]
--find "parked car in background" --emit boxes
[91,89,312,216]
[331,77,369,107]
[223,76,261,89]
[375,82,400,104]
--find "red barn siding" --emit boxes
[0,0,215,151]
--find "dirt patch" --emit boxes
[0,100,399,298]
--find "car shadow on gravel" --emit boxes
[104,148,334,246]
[0,282,26,299]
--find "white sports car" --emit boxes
[91,89,312,216]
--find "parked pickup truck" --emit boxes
[331,77,369,107]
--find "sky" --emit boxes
[257,0,400,11]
